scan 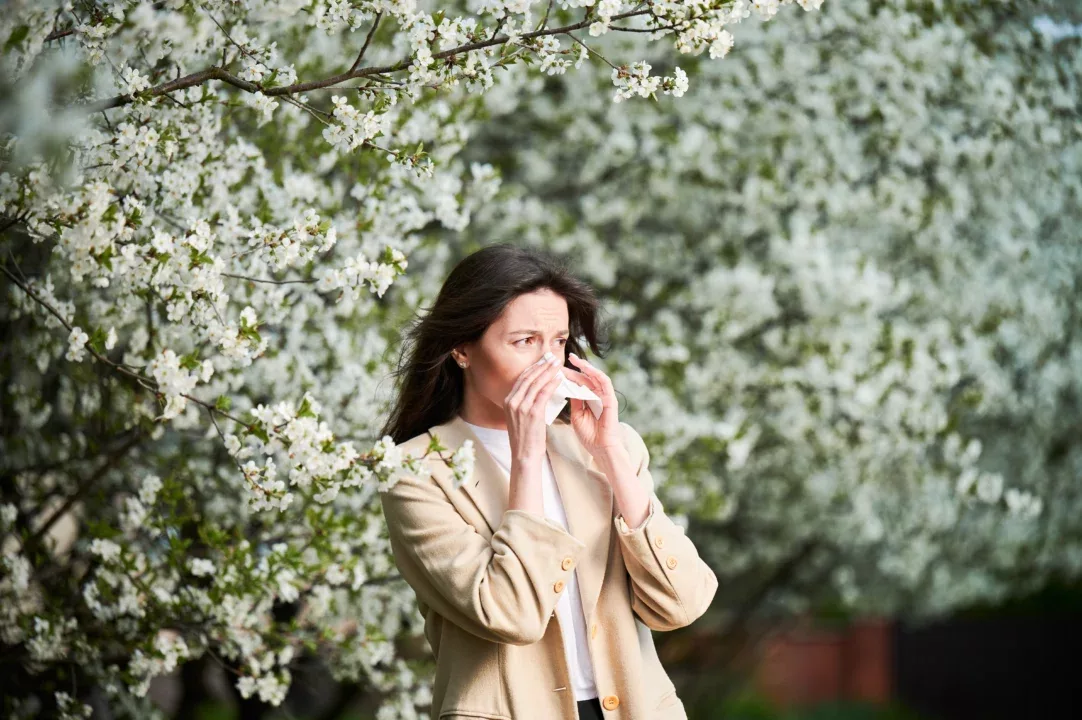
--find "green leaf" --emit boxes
[88,327,109,354]
[188,247,213,267]
[249,422,270,445]
[179,352,202,371]
[4,25,29,52]
[215,395,232,412]
[95,246,114,271]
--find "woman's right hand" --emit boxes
[504,353,564,470]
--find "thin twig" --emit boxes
[537,0,555,32]
[220,272,316,285]
[21,431,144,552]
[609,24,672,34]
[565,32,617,70]
[206,407,263,493]
[350,12,383,73]
[44,27,75,42]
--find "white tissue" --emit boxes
[540,351,604,425]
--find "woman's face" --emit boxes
[454,288,570,418]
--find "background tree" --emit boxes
[452,0,1081,654]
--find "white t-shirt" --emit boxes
[462,419,599,702]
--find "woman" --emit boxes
[379,244,718,720]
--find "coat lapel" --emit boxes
[426,415,508,539]
[547,421,614,624]
[426,415,614,623]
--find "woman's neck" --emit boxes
[458,393,508,430]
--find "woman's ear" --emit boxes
[450,347,469,369]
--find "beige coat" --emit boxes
[379,415,718,720]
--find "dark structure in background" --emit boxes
[755,584,1082,719]
[895,611,1082,720]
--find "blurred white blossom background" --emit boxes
[1,0,1079,718]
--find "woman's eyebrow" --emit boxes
[507,328,570,336]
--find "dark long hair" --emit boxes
[380,243,609,444]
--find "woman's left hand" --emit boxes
[566,352,624,458]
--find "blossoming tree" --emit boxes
[0,0,825,717]
[455,0,1081,643]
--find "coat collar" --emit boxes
[426,413,614,623]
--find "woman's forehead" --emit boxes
[496,291,569,331]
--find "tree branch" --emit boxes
[83,9,652,114]
[220,272,317,285]
[44,27,75,42]
[21,431,144,553]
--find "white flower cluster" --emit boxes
[246,208,339,272]
[648,0,821,58]
[449,438,476,490]
[323,95,391,152]
[611,63,689,102]
[118,63,151,96]
[237,394,422,511]
[127,630,191,698]
[588,0,623,37]
[65,326,89,362]
[55,691,93,720]
[1033,15,1082,43]
[241,91,280,127]
[316,246,409,300]
[313,0,375,33]
[372,435,406,490]
[26,616,79,665]
[147,349,214,420]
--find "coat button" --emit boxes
[553,580,565,593]
[666,555,678,569]
[654,535,664,549]
[561,556,574,571]
[602,694,620,710]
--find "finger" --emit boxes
[567,352,602,378]
[560,366,590,384]
[520,359,565,411]
[509,356,561,409]
[572,353,614,393]
[568,354,612,395]
[506,355,556,403]
[569,368,603,398]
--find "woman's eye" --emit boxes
[515,337,566,346]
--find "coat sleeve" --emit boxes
[379,466,587,646]
[612,421,719,632]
